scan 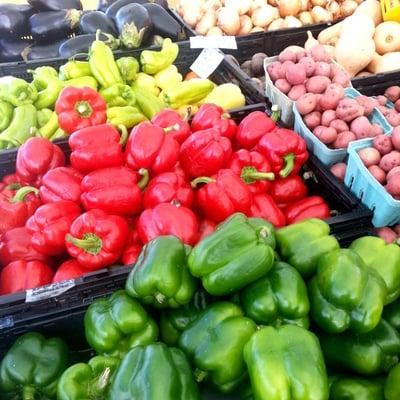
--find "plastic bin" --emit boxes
[293,87,392,166]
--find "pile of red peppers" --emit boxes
[0,102,330,296]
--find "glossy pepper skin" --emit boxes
[125,122,180,176]
[121,230,142,266]
[57,355,120,400]
[383,300,400,331]
[270,175,308,206]
[309,249,387,334]
[40,167,83,204]
[188,213,275,296]
[198,219,216,241]
[84,290,158,358]
[385,363,400,400]
[191,103,237,139]
[276,218,340,277]
[16,137,66,187]
[26,200,81,256]
[107,105,146,129]
[53,259,88,283]
[80,167,146,216]
[99,84,136,107]
[285,196,331,224]
[66,209,129,271]
[0,260,54,295]
[319,319,400,375]
[69,124,127,173]
[250,194,286,228]
[0,76,37,107]
[244,325,329,400]
[240,261,310,329]
[192,169,252,224]
[350,236,400,304]
[179,128,232,178]
[0,332,69,400]
[140,38,179,75]
[55,86,107,134]
[126,235,197,308]
[329,375,385,400]
[109,342,200,400]
[138,203,198,246]
[257,128,308,178]
[151,109,191,144]
[179,302,257,393]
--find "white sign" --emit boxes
[190,48,225,79]
[26,279,76,303]
[190,36,237,49]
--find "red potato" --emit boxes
[355,95,376,116]
[314,62,331,77]
[278,50,297,63]
[298,57,315,77]
[296,50,307,62]
[368,165,386,184]
[351,116,375,139]
[377,105,390,116]
[329,119,349,133]
[380,151,400,172]
[395,99,400,113]
[321,110,337,126]
[332,70,351,87]
[391,126,400,150]
[281,60,295,75]
[275,79,292,94]
[288,85,306,101]
[267,62,285,82]
[373,135,393,155]
[386,110,400,127]
[358,147,381,167]
[304,111,321,130]
[387,166,400,181]
[377,95,388,106]
[286,63,307,86]
[384,86,400,103]
[330,162,347,182]
[336,98,364,122]
[330,63,342,79]
[296,93,317,115]
[313,125,337,144]
[332,131,356,149]
[371,124,383,137]
[308,44,331,62]
[394,224,400,235]
[375,227,398,244]
[319,91,342,111]
[305,76,331,94]
[386,175,400,197]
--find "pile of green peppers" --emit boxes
[1,214,400,400]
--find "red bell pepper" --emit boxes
[0,227,49,266]
[198,219,216,241]
[52,259,89,283]
[81,167,147,216]
[192,169,252,223]
[191,104,237,139]
[143,171,194,209]
[235,110,278,149]
[55,86,107,134]
[0,260,53,295]
[16,138,66,187]
[257,128,308,178]
[227,149,275,195]
[270,176,308,206]
[66,209,129,270]
[285,196,331,224]
[1,173,23,190]
[0,186,41,235]
[137,203,199,246]
[250,194,286,228]
[151,109,191,144]
[125,122,179,176]
[25,200,81,256]
[69,123,127,173]
[39,167,83,204]
[121,230,143,266]
[179,128,232,178]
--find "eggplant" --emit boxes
[105,0,147,20]
[0,38,33,62]
[30,10,82,43]
[97,0,119,12]
[27,0,83,11]
[22,40,65,61]
[116,4,153,49]
[59,33,120,58]
[0,4,34,37]
[143,3,185,41]
[79,11,118,36]
[149,0,168,9]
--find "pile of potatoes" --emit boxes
[374,86,400,128]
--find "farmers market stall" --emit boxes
[0,0,399,400]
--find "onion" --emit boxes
[311,0,328,6]
[201,0,223,13]
[250,26,265,33]
[305,31,319,49]
[277,0,302,17]
[224,0,252,15]
[311,6,333,23]
[252,5,279,28]
[327,0,340,19]
[238,14,253,35]
[268,0,278,6]
[340,0,358,17]
[268,18,286,31]
[284,45,306,53]
[299,11,314,25]
[217,7,241,35]
[251,0,269,14]
[183,4,203,27]
[196,11,217,35]
[207,26,224,36]
[300,0,309,11]
[285,16,303,28]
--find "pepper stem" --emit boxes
[194,369,208,383]
[279,154,295,178]
[155,292,166,305]
[5,183,22,190]
[164,123,180,133]
[118,125,128,146]
[241,166,275,184]
[75,101,93,118]
[22,386,36,400]
[137,168,149,190]
[10,186,39,203]
[271,105,280,123]
[222,112,231,119]
[191,177,215,188]
[65,233,102,255]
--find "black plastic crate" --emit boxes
[352,71,400,97]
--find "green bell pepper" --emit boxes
[126,235,197,308]
[37,108,54,128]
[59,61,92,81]
[110,343,200,400]
[57,355,119,400]
[117,57,139,84]
[384,300,400,331]
[0,332,69,400]
[100,84,136,107]
[38,111,59,139]
[107,105,146,128]
[309,248,387,334]
[179,301,257,393]
[350,236,400,304]
[63,76,99,91]
[134,86,165,119]
[244,324,328,400]
[240,261,310,329]
[385,363,400,400]
[84,289,158,358]
[276,218,340,278]
[0,101,13,132]
[160,290,209,346]
[0,76,37,107]
[319,319,400,375]
[188,213,275,296]
[329,375,385,400]
[140,38,179,75]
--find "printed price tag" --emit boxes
[190,36,237,49]
[25,279,75,303]
[190,48,224,79]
